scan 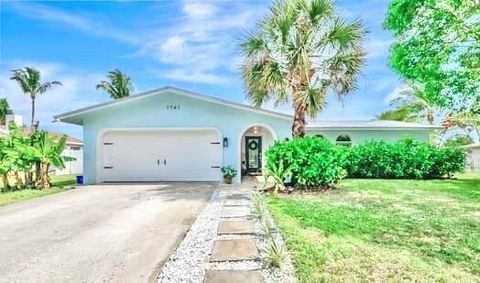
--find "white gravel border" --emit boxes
[156,190,225,283]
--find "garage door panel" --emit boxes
[101,129,222,182]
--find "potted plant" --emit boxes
[221,166,238,184]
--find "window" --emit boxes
[336,134,352,147]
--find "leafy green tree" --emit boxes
[15,131,73,189]
[377,83,438,124]
[96,69,133,99]
[443,135,473,147]
[10,67,62,130]
[240,0,366,137]
[384,0,480,108]
[0,98,12,125]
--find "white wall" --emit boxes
[466,147,480,172]
[54,145,83,175]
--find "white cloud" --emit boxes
[159,69,231,85]
[0,61,107,138]
[182,2,218,19]
[7,1,259,85]
[159,35,187,62]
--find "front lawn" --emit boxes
[268,175,480,282]
[0,174,76,207]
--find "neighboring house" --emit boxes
[463,143,480,172]
[54,86,439,184]
[0,114,84,176]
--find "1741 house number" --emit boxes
[166,104,181,110]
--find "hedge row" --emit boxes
[265,137,466,189]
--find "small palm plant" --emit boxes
[96,69,133,99]
[264,160,292,194]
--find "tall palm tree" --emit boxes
[378,82,438,125]
[240,0,366,137]
[10,67,62,130]
[96,69,133,99]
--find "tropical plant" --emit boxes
[251,192,268,220]
[347,138,466,179]
[266,137,348,189]
[443,135,474,148]
[16,131,73,189]
[384,0,480,109]
[10,67,62,130]
[264,159,291,194]
[96,69,133,99]
[0,98,12,125]
[378,83,439,124]
[240,0,366,137]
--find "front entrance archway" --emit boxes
[239,125,277,176]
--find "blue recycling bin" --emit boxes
[76,175,84,185]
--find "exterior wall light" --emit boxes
[223,137,228,148]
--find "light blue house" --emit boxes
[55,86,438,184]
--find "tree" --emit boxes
[443,134,473,147]
[384,0,480,109]
[0,98,12,125]
[240,0,366,137]
[96,69,133,99]
[10,67,62,130]
[377,83,438,124]
[16,131,73,189]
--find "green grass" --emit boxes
[268,174,480,282]
[0,174,76,207]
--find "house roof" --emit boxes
[54,86,293,125]
[53,86,440,131]
[463,143,480,149]
[305,120,441,130]
[0,126,83,146]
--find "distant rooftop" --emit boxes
[306,120,441,130]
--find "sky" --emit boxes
[0,0,399,139]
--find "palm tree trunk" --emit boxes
[1,174,9,192]
[36,162,50,189]
[31,96,36,131]
[292,100,306,138]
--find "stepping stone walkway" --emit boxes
[217,220,255,235]
[204,270,264,283]
[205,188,265,283]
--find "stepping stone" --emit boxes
[227,193,250,200]
[204,270,264,283]
[210,239,259,262]
[218,220,255,235]
[225,199,251,206]
[221,206,251,218]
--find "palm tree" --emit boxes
[378,82,437,125]
[10,67,62,130]
[96,69,133,99]
[0,98,12,125]
[240,0,366,137]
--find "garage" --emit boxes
[100,129,222,182]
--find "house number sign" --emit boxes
[166,104,181,110]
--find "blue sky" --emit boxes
[0,0,399,139]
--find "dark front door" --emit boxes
[245,136,262,173]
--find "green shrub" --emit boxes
[347,138,466,179]
[266,137,348,189]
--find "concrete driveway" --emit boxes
[0,183,216,283]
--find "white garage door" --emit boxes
[101,129,222,182]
